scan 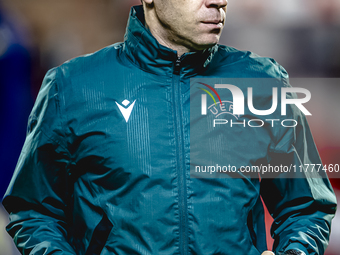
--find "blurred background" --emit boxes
[0,0,339,254]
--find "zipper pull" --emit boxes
[174,57,181,75]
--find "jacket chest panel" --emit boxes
[66,74,190,193]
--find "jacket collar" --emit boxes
[123,5,218,77]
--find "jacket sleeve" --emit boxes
[2,68,76,255]
[260,78,337,255]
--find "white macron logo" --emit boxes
[115,99,136,122]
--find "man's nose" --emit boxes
[205,0,228,9]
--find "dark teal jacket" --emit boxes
[3,5,337,255]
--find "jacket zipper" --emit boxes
[172,56,188,255]
[174,57,181,75]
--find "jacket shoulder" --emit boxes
[214,44,289,80]
[57,42,124,79]
[42,43,125,122]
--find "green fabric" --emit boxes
[2,5,337,255]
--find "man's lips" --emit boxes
[201,20,224,29]
[202,20,223,24]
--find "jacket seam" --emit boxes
[270,64,294,152]
[39,67,73,165]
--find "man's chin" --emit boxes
[194,34,221,49]
[192,41,219,51]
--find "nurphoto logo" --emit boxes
[196,81,311,128]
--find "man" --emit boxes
[2,1,337,255]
